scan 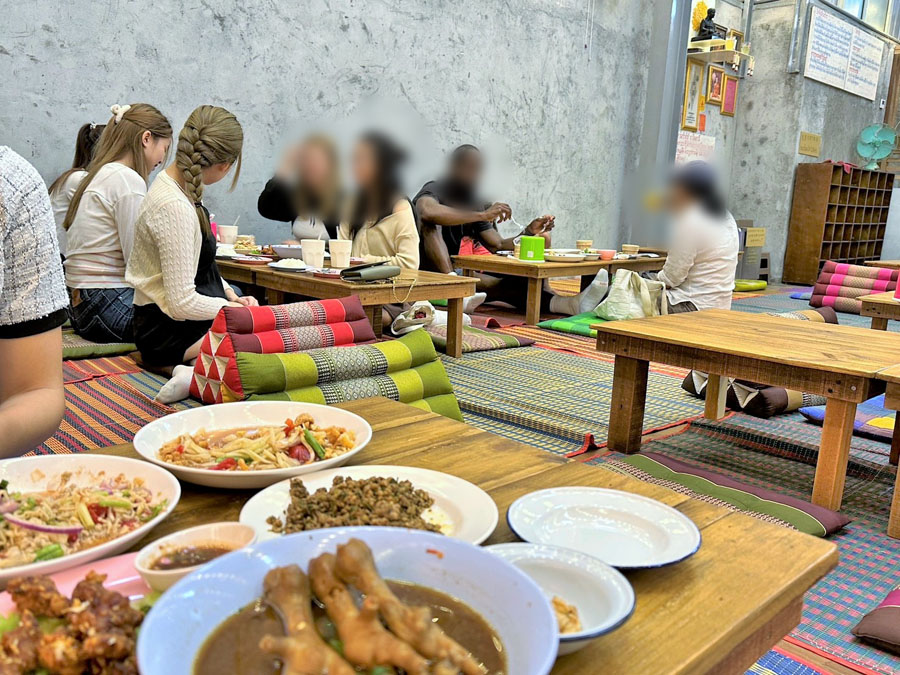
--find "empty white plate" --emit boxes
[507,487,701,569]
[487,543,635,654]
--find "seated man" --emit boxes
[414,145,609,316]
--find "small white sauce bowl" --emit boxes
[487,543,635,655]
[135,522,256,592]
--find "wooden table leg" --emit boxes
[525,277,542,325]
[891,420,900,466]
[265,289,285,305]
[446,297,464,359]
[607,356,649,454]
[811,398,857,510]
[890,468,900,538]
[871,316,889,330]
[461,268,476,278]
[364,305,384,337]
[704,374,729,421]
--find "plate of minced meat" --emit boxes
[239,465,499,545]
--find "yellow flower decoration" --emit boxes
[693,1,710,32]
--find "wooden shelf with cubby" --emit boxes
[783,163,894,284]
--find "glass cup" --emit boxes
[329,239,352,269]
[301,239,326,269]
[218,225,238,244]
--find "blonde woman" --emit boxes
[64,104,172,343]
[127,105,256,370]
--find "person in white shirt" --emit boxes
[63,104,172,343]
[47,122,105,256]
[127,104,256,373]
[657,161,739,312]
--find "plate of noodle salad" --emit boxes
[133,402,372,489]
[0,454,180,587]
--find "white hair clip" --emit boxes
[110,104,131,124]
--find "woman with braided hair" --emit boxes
[126,105,257,371]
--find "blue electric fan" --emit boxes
[856,123,897,170]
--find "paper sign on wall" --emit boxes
[804,6,884,101]
[675,130,717,165]
[799,131,822,157]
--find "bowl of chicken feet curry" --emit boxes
[137,527,559,675]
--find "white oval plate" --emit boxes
[240,464,499,544]
[137,527,558,675]
[507,487,701,569]
[486,543,635,654]
[267,260,307,272]
[0,455,180,588]
[132,401,372,489]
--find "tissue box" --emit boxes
[518,236,545,262]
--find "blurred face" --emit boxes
[142,132,170,170]
[352,140,377,191]
[300,142,333,192]
[449,150,482,190]
[201,162,233,186]
[665,183,694,215]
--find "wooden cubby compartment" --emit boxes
[783,163,894,284]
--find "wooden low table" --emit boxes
[864,260,900,271]
[875,365,900,537]
[98,397,835,674]
[860,290,900,330]
[218,260,475,357]
[594,309,900,513]
[452,253,666,325]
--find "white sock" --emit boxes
[155,365,194,403]
[548,270,609,316]
[463,292,486,314]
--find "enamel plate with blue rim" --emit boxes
[507,487,701,569]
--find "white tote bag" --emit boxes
[593,269,668,320]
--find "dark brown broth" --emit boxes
[193,581,506,675]
[194,599,284,675]
[151,544,234,570]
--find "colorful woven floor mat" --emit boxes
[62,326,137,359]
[425,324,534,354]
[747,648,830,675]
[692,412,896,479]
[31,376,175,455]
[443,347,703,457]
[589,423,900,675]
[62,356,141,384]
[116,370,203,412]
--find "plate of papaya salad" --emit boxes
[0,455,180,587]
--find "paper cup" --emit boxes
[218,225,238,244]
[301,239,326,268]
[329,239,352,269]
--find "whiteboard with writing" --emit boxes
[804,6,884,101]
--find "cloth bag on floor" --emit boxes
[594,269,667,320]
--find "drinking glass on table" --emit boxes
[329,239,352,268]
[301,239,326,268]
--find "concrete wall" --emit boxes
[0,0,660,249]
[729,0,893,280]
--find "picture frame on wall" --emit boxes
[727,28,744,52]
[722,75,739,116]
[682,59,705,131]
[707,66,725,106]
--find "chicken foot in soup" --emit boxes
[310,553,429,674]
[335,539,487,675]
[259,565,355,675]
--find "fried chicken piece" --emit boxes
[37,631,86,675]
[7,575,71,617]
[259,565,355,675]
[335,539,486,675]
[89,653,139,675]
[0,610,41,674]
[310,553,429,674]
[69,571,143,642]
[81,632,134,660]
